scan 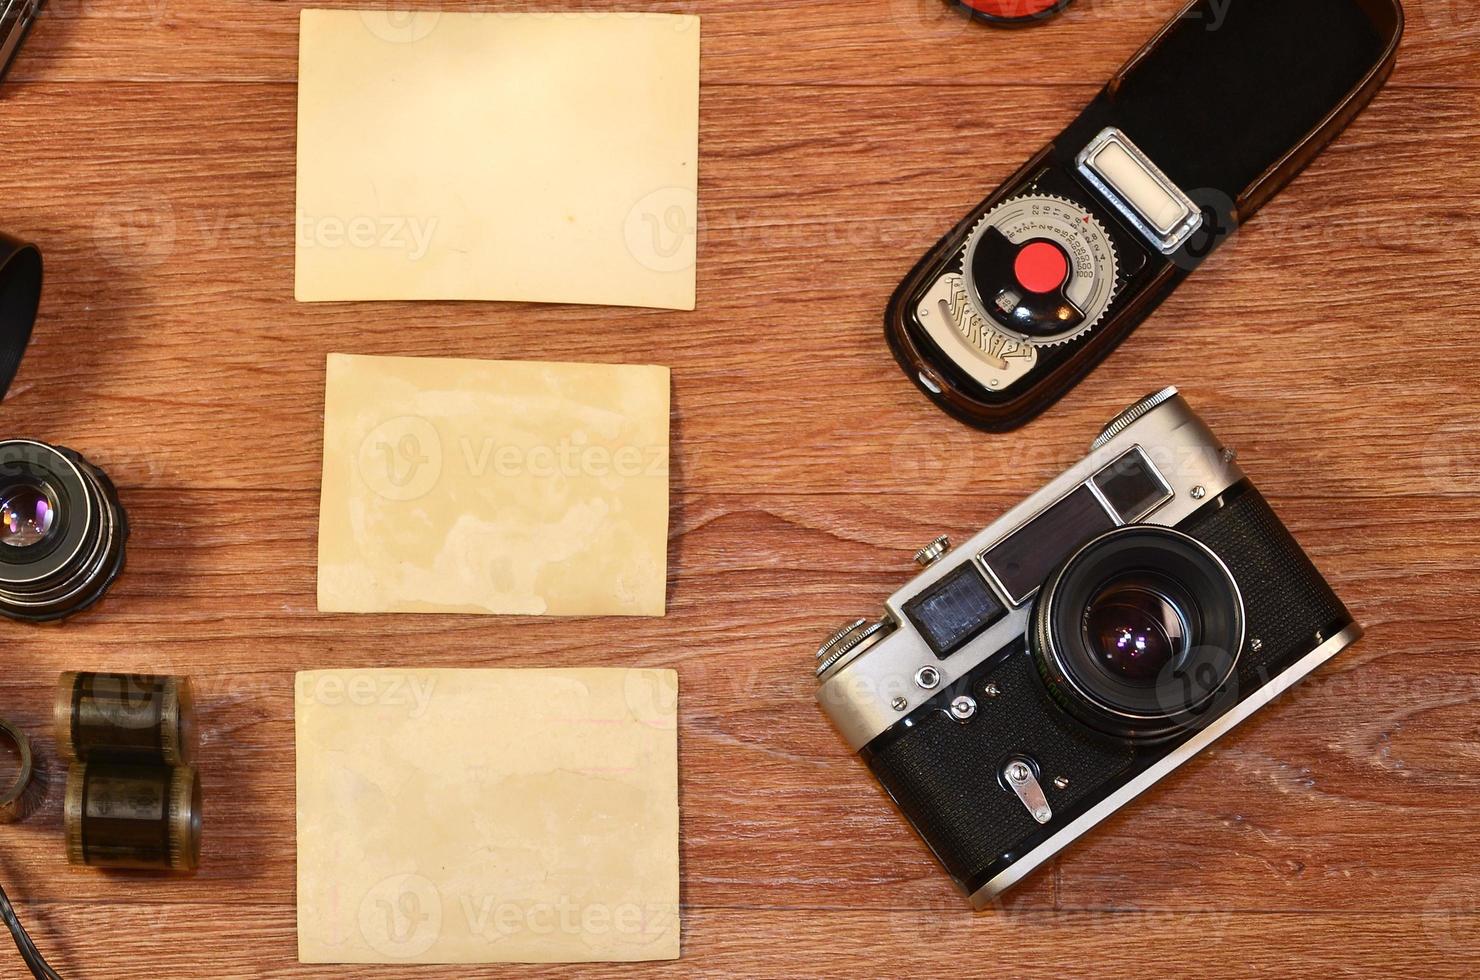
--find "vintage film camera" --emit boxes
[814,388,1358,905]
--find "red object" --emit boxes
[1014,241,1069,294]
[955,0,1067,21]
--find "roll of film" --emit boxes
[55,672,203,871]
[55,671,196,766]
[64,762,201,872]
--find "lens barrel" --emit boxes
[0,440,128,622]
[1032,525,1245,741]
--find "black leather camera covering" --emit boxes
[863,643,1134,889]
[1182,484,1349,688]
[861,485,1352,896]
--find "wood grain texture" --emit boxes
[0,0,1477,976]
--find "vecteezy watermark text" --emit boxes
[296,212,438,261]
[296,671,437,720]
[358,416,667,502]
[457,435,666,481]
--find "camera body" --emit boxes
[814,388,1357,906]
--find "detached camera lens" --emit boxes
[1033,526,1244,741]
[1082,573,1192,683]
[0,440,127,622]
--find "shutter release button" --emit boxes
[1013,240,1069,294]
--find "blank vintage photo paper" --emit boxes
[295,9,700,309]
[295,667,680,963]
[316,353,670,616]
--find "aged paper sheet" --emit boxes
[316,353,669,616]
[296,667,681,963]
[295,10,700,309]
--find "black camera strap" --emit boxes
[0,0,42,82]
[0,235,40,401]
[0,1,43,401]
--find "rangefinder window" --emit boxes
[903,564,1005,659]
[1091,447,1172,523]
[981,484,1115,606]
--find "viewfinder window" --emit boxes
[1092,447,1173,523]
[904,565,1006,659]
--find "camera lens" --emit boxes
[0,479,59,548]
[1,479,59,547]
[1032,526,1244,741]
[0,440,128,622]
[1082,573,1192,683]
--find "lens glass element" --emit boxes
[1082,573,1190,684]
[0,481,59,548]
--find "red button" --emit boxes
[1014,241,1069,294]
[957,0,1066,18]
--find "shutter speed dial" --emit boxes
[961,194,1120,347]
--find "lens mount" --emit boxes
[1032,525,1244,740]
[0,440,128,622]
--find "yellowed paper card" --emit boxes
[294,9,700,309]
[295,668,680,964]
[316,353,669,616]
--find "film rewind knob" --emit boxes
[1091,386,1180,452]
[815,618,890,678]
[914,536,951,567]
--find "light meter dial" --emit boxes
[961,194,1120,347]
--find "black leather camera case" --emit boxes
[886,0,1405,431]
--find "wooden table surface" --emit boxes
[0,0,1477,976]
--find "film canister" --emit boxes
[55,672,197,767]
[64,762,202,871]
